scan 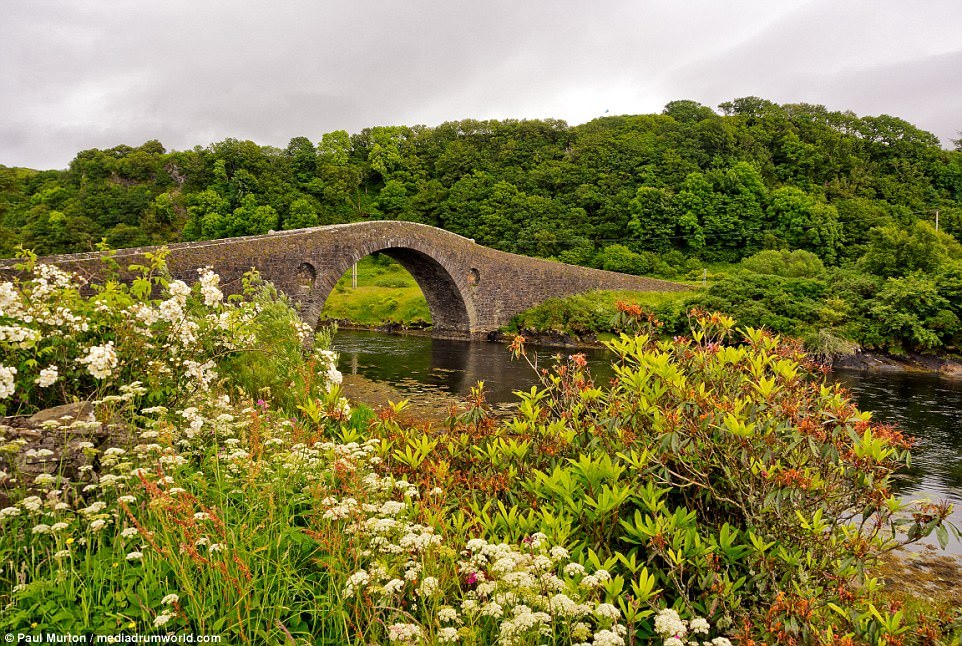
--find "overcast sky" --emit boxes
[2,0,961,170]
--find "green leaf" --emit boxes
[936,524,949,549]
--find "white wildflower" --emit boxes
[549,593,578,616]
[34,473,56,486]
[198,268,223,306]
[594,603,621,621]
[564,562,586,577]
[344,570,370,598]
[387,623,421,643]
[579,574,599,588]
[654,608,687,639]
[690,617,710,635]
[81,501,107,516]
[167,280,190,302]
[480,601,503,618]
[153,613,174,627]
[592,629,625,646]
[36,365,58,387]
[418,576,439,597]
[0,365,16,399]
[78,342,118,379]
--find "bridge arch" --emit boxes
[306,236,479,338]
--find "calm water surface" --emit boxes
[333,329,962,551]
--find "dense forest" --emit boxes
[1,97,961,355]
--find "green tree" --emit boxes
[626,186,676,252]
[767,187,843,263]
[858,221,962,278]
[865,273,960,352]
[740,249,826,278]
[597,244,651,275]
[183,189,229,240]
[285,136,317,185]
[375,179,411,219]
[282,198,319,230]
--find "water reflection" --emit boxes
[333,329,614,401]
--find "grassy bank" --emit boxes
[321,255,431,328]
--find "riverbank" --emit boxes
[834,351,962,379]
[321,318,433,336]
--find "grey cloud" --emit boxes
[1,0,960,169]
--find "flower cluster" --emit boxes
[78,342,119,380]
[317,349,343,389]
[320,436,634,645]
[0,364,16,399]
[653,608,730,646]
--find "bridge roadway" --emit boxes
[0,222,690,338]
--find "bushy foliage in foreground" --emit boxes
[1,260,960,644]
[368,310,960,644]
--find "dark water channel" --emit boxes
[333,329,962,552]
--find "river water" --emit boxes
[332,329,962,552]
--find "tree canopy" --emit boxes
[2,98,957,263]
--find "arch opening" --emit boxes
[316,248,475,338]
[295,262,316,297]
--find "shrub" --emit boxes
[740,248,826,278]
[0,248,326,417]
[368,310,960,643]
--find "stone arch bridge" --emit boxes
[3,222,689,338]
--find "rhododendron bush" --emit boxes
[0,251,959,643]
